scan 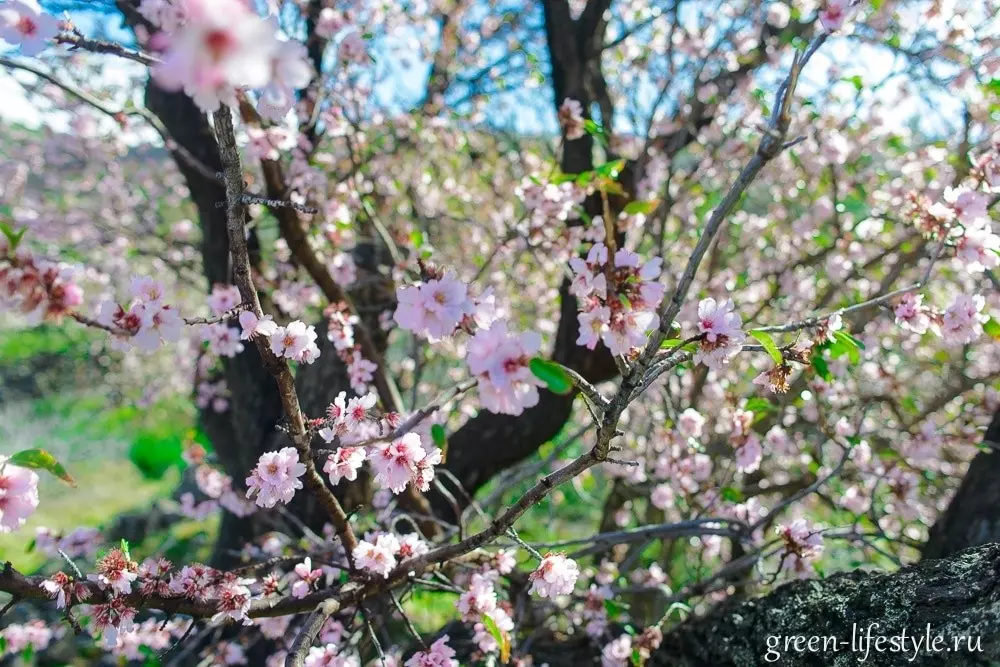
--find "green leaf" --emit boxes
[430,423,447,447]
[529,357,574,395]
[583,119,608,146]
[984,317,1000,341]
[603,598,630,618]
[8,449,76,486]
[623,199,660,216]
[721,486,745,503]
[665,601,692,620]
[841,74,864,92]
[748,330,783,364]
[594,159,626,180]
[121,538,131,560]
[0,222,27,251]
[409,229,425,249]
[833,330,865,350]
[743,397,775,418]
[812,354,831,380]
[481,613,510,663]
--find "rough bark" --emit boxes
[923,408,1000,560]
[503,543,1000,666]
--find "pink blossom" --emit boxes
[208,284,242,316]
[245,447,307,508]
[677,408,706,439]
[346,350,376,394]
[315,8,345,38]
[291,557,323,599]
[0,455,39,533]
[577,305,610,349]
[457,572,498,621]
[397,532,430,559]
[819,0,853,31]
[734,433,763,474]
[305,644,361,667]
[130,276,167,304]
[0,0,60,56]
[352,534,400,578]
[168,563,217,600]
[89,547,139,595]
[41,571,90,609]
[956,223,1000,273]
[1,620,54,655]
[466,321,544,416]
[92,596,138,649]
[650,483,675,509]
[212,578,254,625]
[941,294,987,345]
[135,303,184,352]
[323,447,366,485]
[269,320,320,363]
[944,186,989,223]
[338,30,368,63]
[151,0,279,112]
[601,634,633,667]
[528,553,580,598]
[404,635,459,667]
[369,433,426,493]
[693,298,745,369]
[893,293,933,334]
[328,252,357,286]
[205,323,245,357]
[239,311,278,340]
[393,271,472,342]
[775,519,824,577]
[558,98,586,141]
[473,607,513,654]
[494,549,517,574]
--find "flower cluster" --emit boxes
[322,302,375,393]
[570,244,665,355]
[528,553,580,598]
[0,454,39,533]
[0,620,55,657]
[245,447,307,508]
[369,432,441,494]
[692,298,746,370]
[98,276,183,352]
[892,292,988,345]
[352,532,404,578]
[466,321,545,416]
[0,247,84,323]
[148,0,312,114]
[394,270,481,342]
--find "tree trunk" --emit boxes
[922,408,1000,560]
[516,543,1000,666]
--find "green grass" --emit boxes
[0,323,98,365]
[0,461,179,573]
